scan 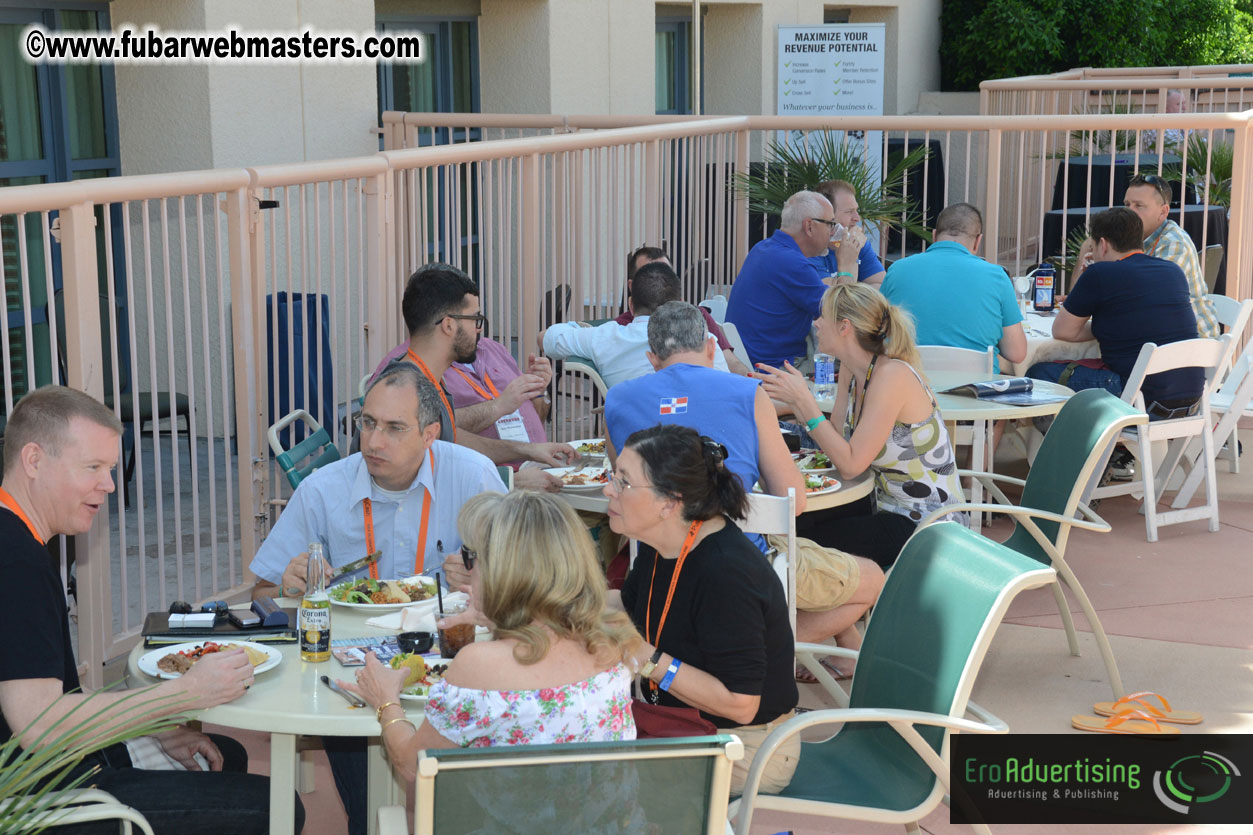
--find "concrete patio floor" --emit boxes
[213,426,1253,834]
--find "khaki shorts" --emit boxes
[729,711,801,796]
[767,534,861,612]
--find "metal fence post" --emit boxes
[734,129,749,274]
[364,171,395,363]
[59,200,109,688]
[520,153,541,358]
[224,187,262,572]
[984,128,1003,266]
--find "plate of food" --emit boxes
[392,654,452,702]
[138,640,281,680]
[567,438,607,457]
[544,466,611,491]
[794,451,837,476]
[328,575,438,611]
[805,474,841,496]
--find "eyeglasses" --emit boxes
[811,217,840,229]
[354,415,417,439]
[609,470,654,494]
[460,544,477,571]
[444,313,488,331]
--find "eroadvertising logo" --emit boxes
[951,735,1252,824]
[1153,751,1240,814]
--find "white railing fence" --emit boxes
[2,109,1251,683]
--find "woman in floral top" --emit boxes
[344,490,641,784]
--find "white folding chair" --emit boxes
[1177,337,1253,501]
[1090,336,1231,542]
[917,344,995,374]
[1203,294,1252,372]
[698,293,728,324]
[918,345,994,524]
[718,320,753,371]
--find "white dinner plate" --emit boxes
[398,657,453,702]
[794,453,838,477]
[138,641,282,680]
[328,575,439,611]
[805,476,842,496]
[567,437,608,457]
[544,466,610,491]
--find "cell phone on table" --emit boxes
[228,611,262,629]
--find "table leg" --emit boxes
[970,419,988,529]
[366,737,402,835]
[270,732,298,835]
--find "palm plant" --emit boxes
[1044,93,1144,159]
[734,131,933,243]
[1162,132,1234,209]
[0,688,185,834]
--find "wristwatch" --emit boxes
[639,648,663,680]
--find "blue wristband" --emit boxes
[659,658,681,692]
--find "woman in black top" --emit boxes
[607,424,800,794]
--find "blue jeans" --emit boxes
[55,734,303,834]
[1026,360,1124,397]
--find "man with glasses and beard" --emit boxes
[249,366,505,835]
[371,263,578,490]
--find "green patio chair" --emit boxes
[730,522,1056,835]
[917,388,1148,699]
[378,735,742,835]
[267,409,341,489]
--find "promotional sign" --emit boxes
[776,25,886,245]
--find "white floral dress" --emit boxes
[423,662,636,747]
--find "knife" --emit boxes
[326,551,382,586]
[321,675,368,708]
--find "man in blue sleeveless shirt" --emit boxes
[605,302,883,656]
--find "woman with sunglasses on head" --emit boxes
[753,283,966,569]
[342,490,640,785]
[606,424,800,795]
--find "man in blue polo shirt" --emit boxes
[726,190,838,368]
[882,202,1026,373]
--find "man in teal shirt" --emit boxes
[881,203,1026,373]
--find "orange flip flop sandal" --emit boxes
[1072,707,1181,736]
[1093,691,1203,725]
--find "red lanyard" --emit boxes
[361,451,435,579]
[406,349,457,439]
[0,487,44,545]
[451,366,501,401]
[644,519,704,690]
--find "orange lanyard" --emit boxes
[451,366,501,401]
[644,519,703,689]
[0,487,44,545]
[361,451,435,579]
[406,349,457,439]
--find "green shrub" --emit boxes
[941,0,1253,91]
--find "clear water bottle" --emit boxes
[814,353,836,399]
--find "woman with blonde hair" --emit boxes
[755,283,966,567]
[343,490,640,784]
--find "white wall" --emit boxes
[110,0,378,174]
[480,0,551,113]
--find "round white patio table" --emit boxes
[1008,310,1101,377]
[128,604,416,835]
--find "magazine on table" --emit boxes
[941,377,1069,406]
[331,636,441,666]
